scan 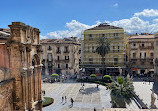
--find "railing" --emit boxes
[56,51,61,54]
[63,50,69,53]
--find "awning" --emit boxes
[131,68,137,71]
[149,69,154,71]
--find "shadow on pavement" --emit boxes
[79,87,100,95]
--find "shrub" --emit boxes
[42,97,54,107]
[103,75,112,83]
[117,76,123,84]
[90,74,96,78]
[51,74,59,78]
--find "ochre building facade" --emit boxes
[81,23,126,76]
[128,35,154,76]
[0,22,42,111]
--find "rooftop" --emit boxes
[86,23,123,30]
[129,35,155,39]
[40,37,80,44]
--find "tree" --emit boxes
[110,77,134,108]
[96,37,110,77]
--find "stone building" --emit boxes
[128,34,154,76]
[154,33,158,81]
[40,37,81,76]
[81,23,126,76]
[0,22,42,111]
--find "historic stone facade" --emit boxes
[40,37,81,76]
[0,22,42,111]
[128,34,154,76]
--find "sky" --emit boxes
[1,0,158,39]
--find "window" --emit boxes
[66,64,68,69]
[140,53,142,58]
[150,53,154,58]
[64,46,69,52]
[92,46,95,52]
[56,47,60,53]
[118,46,120,52]
[65,56,69,60]
[133,53,136,58]
[133,61,136,65]
[114,33,118,37]
[151,43,154,46]
[57,56,60,60]
[141,43,144,47]
[114,58,118,65]
[150,61,153,65]
[48,46,52,50]
[141,62,144,65]
[58,64,60,68]
[48,53,52,61]
[133,43,136,47]
[89,34,92,37]
[144,52,146,58]
[89,58,93,64]
[102,34,105,37]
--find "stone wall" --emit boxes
[0,79,14,111]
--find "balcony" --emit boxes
[56,51,61,54]
[139,46,154,49]
[55,59,69,63]
[64,50,69,53]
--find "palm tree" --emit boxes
[96,37,110,77]
[110,77,134,108]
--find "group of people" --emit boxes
[61,96,74,107]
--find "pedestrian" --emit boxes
[149,80,150,85]
[97,84,99,88]
[43,90,45,96]
[157,91,158,100]
[94,107,96,111]
[70,98,74,106]
[65,96,67,103]
[62,96,64,103]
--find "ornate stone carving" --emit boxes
[12,29,20,37]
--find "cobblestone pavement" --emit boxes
[42,82,112,111]
[133,82,158,108]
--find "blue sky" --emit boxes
[1,0,158,39]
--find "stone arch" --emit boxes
[32,54,40,66]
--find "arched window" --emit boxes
[48,46,52,50]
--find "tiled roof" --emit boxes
[86,23,123,30]
[40,37,79,44]
[129,35,154,39]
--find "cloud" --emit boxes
[109,17,150,33]
[41,20,101,39]
[41,9,158,39]
[153,19,158,23]
[113,3,118,7]
[134,9,158,17]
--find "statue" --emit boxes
[150,89,156,109]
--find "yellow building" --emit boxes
[81,23,126,76]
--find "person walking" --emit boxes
[62,96,64,103]
[94,107,96,111]
[43,90,45,96]
[71,98,74,106]
[65,96,67,103]
[97,84,99,88]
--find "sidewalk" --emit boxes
[133,82,158,109]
